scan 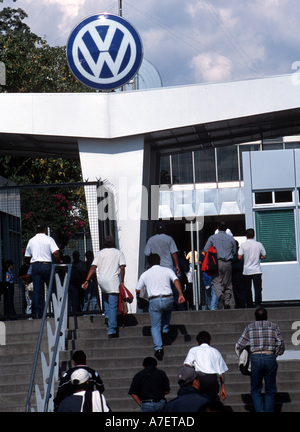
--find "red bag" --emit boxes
[118,283,134,315]
[201,246,218,276]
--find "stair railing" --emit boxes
[25,263,72,412]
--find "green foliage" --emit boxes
[21,187,88,250]
[0,156,89,249]
[0,156,82,184]
[0,7,95,93]
[0,5,93,249]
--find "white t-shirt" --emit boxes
[238,239,266,275]
[25,233,59,263]
[74,390,110,412]
[92,248,126,294]
[144,234,178,269]
[184,343,228,376]
[136,265,178,298]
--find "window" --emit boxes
[217,146,239,182]
[171,153,193,184]
[285,141,300,150]
[160,155,171,184]
[274,190,293,203]
[255,209,297,262]
[254,190,293,205]
[262,139,283,151]
[255,192,272,205]
[194,148,216,183]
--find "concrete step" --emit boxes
[1,307,300,412]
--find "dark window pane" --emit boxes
[194,148,216,183]
[171,153,193,184]
[262,140,283,151]
[255,192,273,204]
[217,146,238,182]
[160,155,171,184]
[274,190,293,203]
[285,142,300,149]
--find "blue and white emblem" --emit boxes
[66,13,143,90]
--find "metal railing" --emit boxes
[190,220,205,310]
[25,264,71,412]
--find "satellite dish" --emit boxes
[117,58,163,91]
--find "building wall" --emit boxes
[78,135,147,310]
[158,142,300,303]
[243,149,300,302]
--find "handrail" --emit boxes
[44,265,71,412]
[25,263,71,412]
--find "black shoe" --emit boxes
[224,305,231,309]
[108,333,119,339]
[154,349,164,360]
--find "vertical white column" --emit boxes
[78,135,146,310]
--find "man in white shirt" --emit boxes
[136,253,185,360]
[84,236,126,338]
[238,228,266,308]
[25,222,60,318]
[184,331,228,401]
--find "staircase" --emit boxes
[0,306,300,412]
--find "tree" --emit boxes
[1,157,90,250]
[21,187,88,250]
[0,6,95,92]
[0,5,93,248]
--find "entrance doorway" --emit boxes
[163,214,246,256]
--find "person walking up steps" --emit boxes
[236,307,285,412]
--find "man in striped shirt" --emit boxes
[236,307,285,412]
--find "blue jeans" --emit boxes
[205,286,218,310]
[102,292,119,335]
[250,353,278,412]
[149,296,174,351]
[141,399,166,412]
[31,262,52,316]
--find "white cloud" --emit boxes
[190,53,232,83]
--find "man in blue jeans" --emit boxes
[128,356,170,412]
[84,236,126,338]
[136,253,185,360]
[236,307,285,412]
[25,222,61,318]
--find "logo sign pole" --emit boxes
[66,13,143,91]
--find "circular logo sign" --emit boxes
[66,13,143,90]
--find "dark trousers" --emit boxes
[232,270,246,308]
[243,273,262,307]
[197,373,219,401]
[31,262,52,316]
[4,283,16,316]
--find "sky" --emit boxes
[1,0,300,88]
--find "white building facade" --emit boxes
[1,74,300,306]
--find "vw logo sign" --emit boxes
[66,13,143,90]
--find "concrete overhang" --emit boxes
[0,73,300,158]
